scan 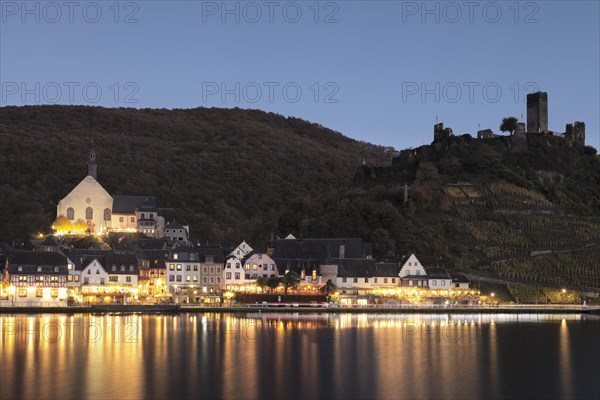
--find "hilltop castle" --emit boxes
[434,92,585,145]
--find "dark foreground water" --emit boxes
[0,313,598,400]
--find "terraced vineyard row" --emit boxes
[487,182,554,210]
[493,247,600,289]
[507,283,581,304]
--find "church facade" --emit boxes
[55,143,189,242]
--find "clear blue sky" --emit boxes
[1,1,599,150]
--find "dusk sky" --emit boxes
[1,1,598,150]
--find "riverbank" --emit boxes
[1,304,599,314]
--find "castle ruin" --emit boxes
[435,92,585,146]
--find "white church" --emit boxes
[56,142,189,242]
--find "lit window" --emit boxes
[173,254,178,260]
[177,264,182,271]
[169,264,175,271]
[18,289,27,297]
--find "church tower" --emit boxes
[87,140,97,179]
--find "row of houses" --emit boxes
[0,235,470,305]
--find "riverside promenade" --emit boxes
[1,303,599,314]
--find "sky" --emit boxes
[1,0,599,150]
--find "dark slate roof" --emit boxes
[452,274,470,283]
[158,208,187,225]
[337,260,400,278]
[65,249,137,273]
[272,238,371,261]
[79,252,138,274]
[7,251,69,274]
[426,267,452,279]
[112,196,156,214]
[166,221,186,230]
[40,235,60,247]
[167,245,199,262]
[274,259,320,276]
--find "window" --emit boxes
[67,275,73,282]
[130,217,135,222]
[209,277,214,284]
[252,264,257,271]
[169,275,174,282]
[67,207,75,220]
[209,267,214,274]
[125,276,131,283]
[100,278,105,284]
[365,278,369,283]
[193,276,198,282]
[216,267,221,274]
[263,264,268,270]
[202,277,207,284]
[36,289,43,297]
[392,278,396,283]
[96,269,99,274]
[37,266,42,272]
[406,270,410,276]
[384,278,388,284]
[189,254,195,260]
[416,270,420,275]
[441,281,445,286]
[177,264,182,271]
[216,278,220,284]
[86,207,93,219]
[203,267,207,274]
[18,266,22,272]
[353,278,358,283]
[245,264,250,270]
[84,278,89,284]
[235,273,240,279]
[51,276,58,282]
[176,275,182,282]
[51,289,58,298]
[110,276,118,282]
[18,289,27,297]
[120,265,125,272]
[75,275,79,282]
[68,263,73,270]
[54,266,59,272]
[104,208,111,221]
[226,263,231,269]
[36,276,43,282]
[112,265,116,271]
[119,216,124,222]
[186,265,191,271]
[193,265,198,271]
[342,278,347,283]
[374,278,378,283]
[271,264,275,271]
[141,213,145,219]
[236,263,240,268]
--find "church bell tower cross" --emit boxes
[87,140,97,179]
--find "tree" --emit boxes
[266,276,281,294]
[281,271,301,294]
[499,116,519,135]
[53,215,72,233]
[320,279,337,299]
[72,219,88,233]
[255,277,268,292]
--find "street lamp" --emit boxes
[562,288,566,293]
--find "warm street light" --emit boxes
[562,288,567,293]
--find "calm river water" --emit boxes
[0,313,598,400]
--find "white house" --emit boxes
[426,267,453,290]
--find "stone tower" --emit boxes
[87,140,97,179]
[527,92,548,133]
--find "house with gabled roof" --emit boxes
[4,251,70,304]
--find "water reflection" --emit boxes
[0,313,598,400]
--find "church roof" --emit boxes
[112,196,156,214]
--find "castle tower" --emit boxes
[87,140,97,179]
[527,92,548,133]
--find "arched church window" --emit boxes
[104,208,111,221]
[67,208,75,220]
[86,207,93,220]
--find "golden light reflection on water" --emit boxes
[0,313,597,400]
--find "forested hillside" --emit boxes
[0,105,394,242]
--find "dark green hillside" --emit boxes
[0,105,394,242]
[278,133,600,290]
